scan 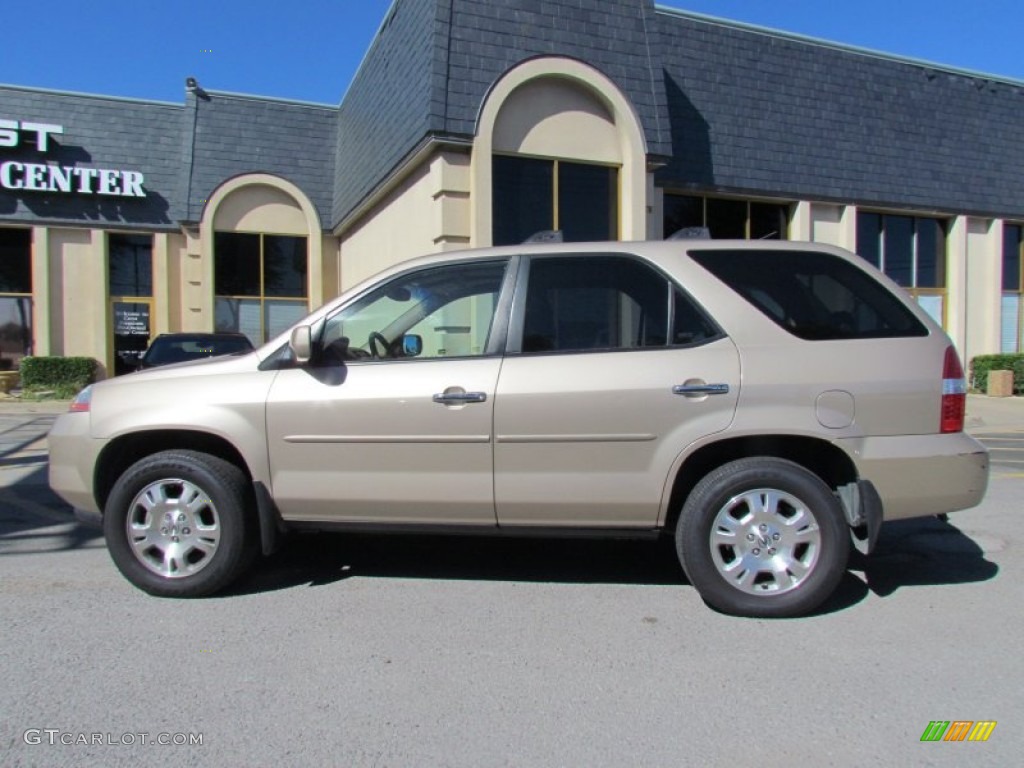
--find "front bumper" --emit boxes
[48,412,105,515]
[836,431,989,521]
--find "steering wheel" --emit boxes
[368,331,390,359]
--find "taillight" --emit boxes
[941,346,966,433]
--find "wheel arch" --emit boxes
[662,435,858,531]
[94,430,253,513]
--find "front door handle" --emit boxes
[672,383,730,396]
[433,390,488,405]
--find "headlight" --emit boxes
[69,385,93,413]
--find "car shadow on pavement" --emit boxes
[0,466,104,556]
[846,515,999,598]
[229,515,1000,615]
[227,532,689,596]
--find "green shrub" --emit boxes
[18,357,98,399]
[970,354,1024,394]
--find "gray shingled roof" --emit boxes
[0,85,184,228]
[5,0,1024,234]
[654,8,1024,218]
[186,91,337,224]
[332,0,672,227]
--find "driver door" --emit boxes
[265,259,511,525]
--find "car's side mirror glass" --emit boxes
[290,325,313,364]
[402,334,423,357]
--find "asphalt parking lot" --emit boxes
[0,397,1021,766]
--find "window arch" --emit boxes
[472,57,647,246]
[200,174,323,344]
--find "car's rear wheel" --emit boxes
[676,458,849,618]
[103,450,255,597]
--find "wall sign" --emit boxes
[0,118,146,198]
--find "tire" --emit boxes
[676,457,849,618]
[103,450,256,597]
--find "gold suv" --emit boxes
[49,241,989,617]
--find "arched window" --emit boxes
[473,58,647,246]
[204,178,319,345]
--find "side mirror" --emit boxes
[290,325,313,364]
[402,334,423,357]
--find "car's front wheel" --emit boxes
[103,450,256,597]
[676,458,849,618]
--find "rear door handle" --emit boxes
[672,383,730,396]
[433,391,488,405]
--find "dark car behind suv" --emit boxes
[135,333,254,369]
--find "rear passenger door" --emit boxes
[493,253,741,528]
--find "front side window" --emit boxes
[215,233,307,345]
[518,255,718,354]
[493,155,618,245]
[1002,223,1023,353]
[320,260,508,362]
[0,228,33,368]
[856,212,948,326]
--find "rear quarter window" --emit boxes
[689,249,929,340]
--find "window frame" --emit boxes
[662,192,792,241]
[1002,222,1024,353]
[492,153,620,245]
[214,231,309,345]
[0,227,34,366]
[856,210,949,327]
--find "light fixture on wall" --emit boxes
[185,77,209,99]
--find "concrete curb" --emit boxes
[0,399,72,415]
[965,394,1024,433]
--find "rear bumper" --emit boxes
[836,432,989,521]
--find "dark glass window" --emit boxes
[492,156,618,245]
[558,163,617,242]
[0,228,33,366]
[855,212,948,327]
[493,156,553,247]
[883,215,914,287]
[856,213,882,268]
[663,195,704,238]
[673,287,721,346]
[663,193,788,240]
[1003,224,1024,353]
[520,255,716,354]
[215,232,307,344]
[0,228,32,294]
[108,234,152,296]
[1004,224,1022,293]
[263,236,308,297]
[856,212,948,289]
[214,233,261,297]
[916,218,946,289]
[706,198,747,239]
[690,249,928,341]
[750,202,787,240]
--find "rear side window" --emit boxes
[519,255,719,353]
[689,249,929,340]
